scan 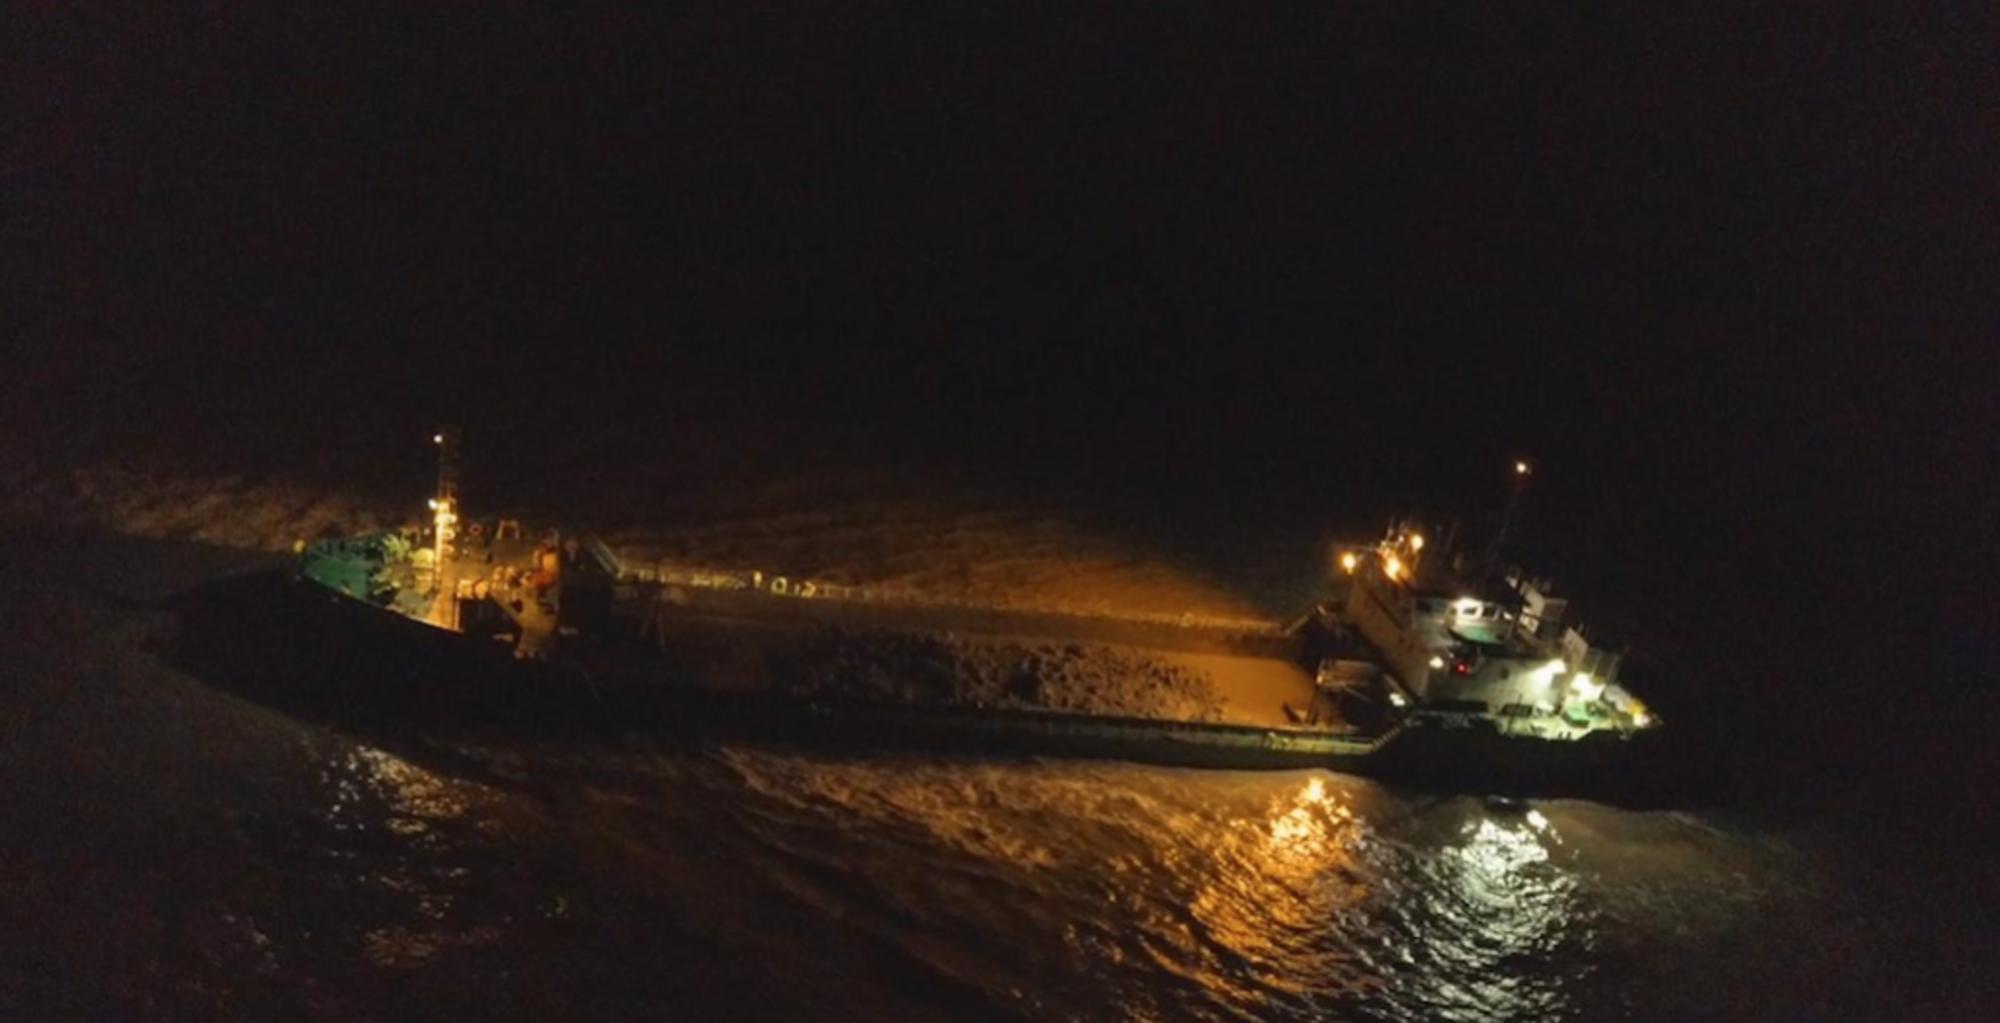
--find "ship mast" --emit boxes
[429,427,460,591]
[1483,458,1532,583]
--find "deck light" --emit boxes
[434,433,444,445]
[1525,658,1567,693]
[1428,655,1445,669]
[1339,551,1359,573]
[1383,554,1404,580]
[1569,672,1604,701]
[1409,533,1425,551]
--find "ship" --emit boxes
[1316,511,1663,792]
[280,433,1662,795]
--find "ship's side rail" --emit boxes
[707,688,1408,770]
[586,536,1283,637]
[633,582,1302,661]
[844,698,1404,756]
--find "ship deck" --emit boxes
[317,529,1374,736]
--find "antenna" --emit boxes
[1484,457,1532,582]
[430,427,461,580]
[433,427,460,509]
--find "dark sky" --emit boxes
[9,6,1995,770]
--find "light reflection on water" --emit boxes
[1182,775,1374,1005]
[324,746,477,842]
[1378,810,1584,1021]
[703,752,1624,1021]
[288,742,1834,1021]
[319,745,504,967]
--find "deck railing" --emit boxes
[600,541,1282,637]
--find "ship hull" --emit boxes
[175,567,1664,796]
[1372,717,1674,801]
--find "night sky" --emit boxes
[10,6,1993,796]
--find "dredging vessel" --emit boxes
[288,433,1660,791]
